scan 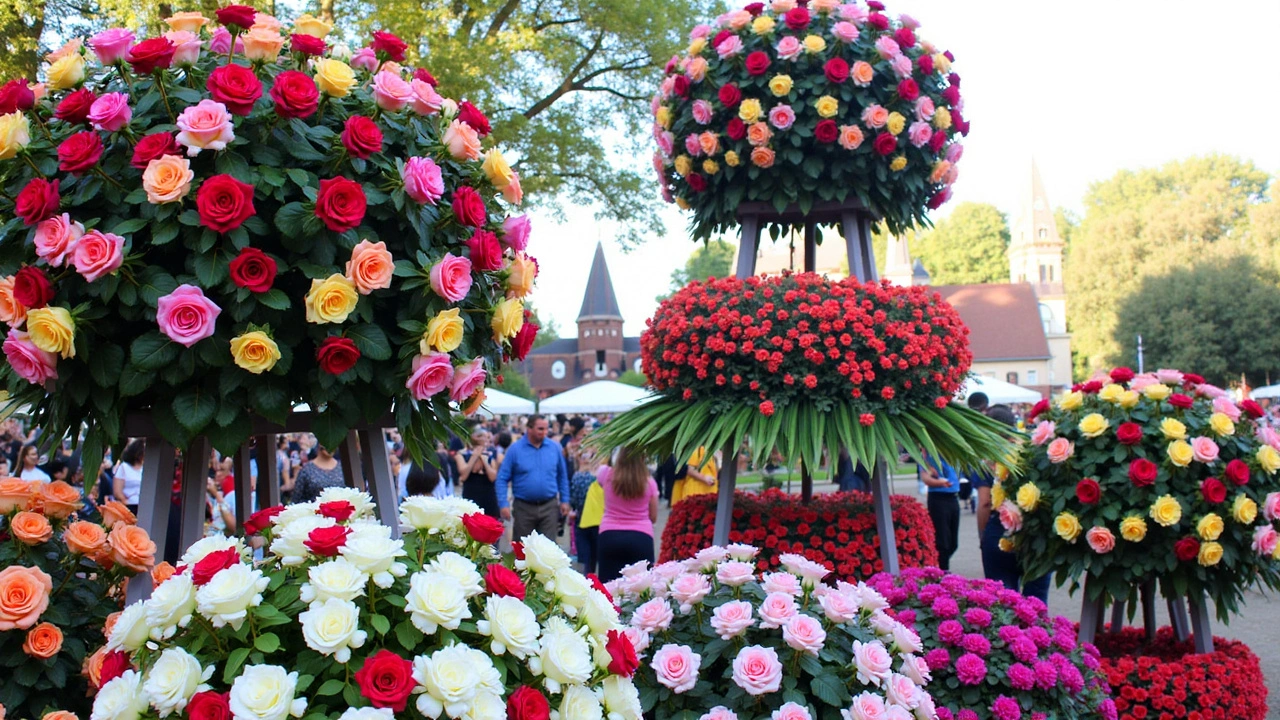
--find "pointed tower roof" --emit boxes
[577,242,623,321]
[883,234,914,285]
[1011,160,1063,248]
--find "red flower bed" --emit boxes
[659,488,938,578]
[1092,626,1267,720]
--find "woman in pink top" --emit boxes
[596,446,659,582]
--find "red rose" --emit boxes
[511,541,524,559]
[710,30,732,49]
[185,691,231,720]
[1202,477,1227,503]
[457,101,491,137]
[867,12,890,30]
[371,30,408,62]
[1183,372,1205,386]
[897,78,919,101]
[1225,458,1251,486]
[1075,478,1101,505]
[1169,393,1194,409]
[671,75,690,97]
[917,54,934,75]
[127,37,176,74]
[57,131,103,174]
[304,525,351,557]
[873,132,897,156]
[270,70,319,119]
[815,119,838,143]
[1116,422,1143,446]
[1128,458,1158,487]
[1240,399,1264,419]
[354,650,415,712]
[0,79,34,114]
[197,174,256,233]
[745,2,765,16]
[206,63,263,116]
[1174,537,1200,562]
[686,173,707,192]
[1029,398,1049,419]
[588,573,613,603]
[215,4,257,29]
[942,86,961,107]
[745,51,770,76]
[191,547,241,586]
[290,34,326,56]
[14,178,59,226]
[510,321,538,361]
[13,266,54,309]
[824,57,849,84]
[451,186,487,227]
[726,117,746,140]
[341,115,384,158]
[317,337,361,375]
[414,68,438,86]
[131,132,181,170]
[243,505,284,535]
[507,686,550,720]
[99,650,132,686]
[228,247,278,293]
[54,88,96,124]
[785,7,810,29]
[315,177,368,232]
[928,131,947,153]
[1111,367,1135,383]
[894,27,916,48]
[319,500,356,522]
[462,513,505,544]
[468,229,503,271]
[605,629,639,677]
[484,563,526,598]
[718,84,741,107]
[1080,380,1103,394]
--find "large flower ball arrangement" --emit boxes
[653,0,968,239]
[611,546,939,720]
[595,273,1014,475]
[0,480,155,718]
[93,489,644,720]
[998,368,1280,619]
[867,568,1117,720]
[0,6,537,468]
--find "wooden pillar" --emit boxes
[357,428,400,537]
[1168,597,1191,642]
[254,435,280,510]
[127,437,177,603]
[799,460,813,504]
[340,430,365,490]
[1109,599,1125,635]
[1141,580,1157,640]
[1188,591,1214,653]
[1077,575,1106,646]
[233,442,255,528]
[712,440,739,546]
[179,436,211,554]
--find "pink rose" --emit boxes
[371,70,413,112]
[684,134,702,157]
[832,21,859,42]
[997,500,1022,532]
[685,57,708,83]
[846,692,887,720]
[908,121,932,148]
[818,589,859,622]
[449,357,486,403]
[768,104,795,130]
[691,99,713,125]
[1030,420,1056,446]
[631,597,674,633]
[502,215,531,252]
[90,28,135,64]
[724,10,751,29]
[689,24,712,39]
[778,553,830,583]
[772,702,812,720]
[88,92,131,132]
[3,329,57,386]
[1264,492,1280,522]
[72,229,125,282]
[782,614,826,655]
[1252,525,1278,557]
[710,600,754,640]
[775,36,802,61]
[945,143,964,163]
[442,119,482,161]
[429,253,473,302]
[620,626,650,654]
[652,644,701,694]
[164,30,202,65]
[409,79,442,115]
[1155,368,1185,384]
[853,640,893,687]
[1196,383,1227,399]
[757,591,798,629]
[701,708,738,720]
[176,100,235,155]
[914,97,936,121]
[890,55,913,79]
[208,28,245,55]
[715,560,755,586]
[1086,526,1116,554]
[717,36,743,58]
[401,156,444,205]
[1191,436,1219,463]
[725,543,758,561]
[839,5,869,23]
[691,545,729,569]
[668,573,711,612]
[350,47,378,72]
[892,624,923,654]
[874,37,901,59]
[156,284,221,347]
[406,352,454,400]
[856,584,889,612]
[1046,437,1075,464]
[885,673,922,709]
[33,214,85,267]
[761,571,802,596]
[861,104,889,129]
[731,645,782,695]
[1213,396,1241,422]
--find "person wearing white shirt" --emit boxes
[18,444,50,482]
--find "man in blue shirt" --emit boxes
[496,415,570,543]
[919,452,961,571]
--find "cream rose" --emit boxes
[406,570,470,634]
[559,684,604,720]
[581,589,620,636]
[106,601,150,652]
[91,669,148,720]
[399,495,468,534]
[144,647,212,718]
[195,563,269,629]
[519,532,571,576]
[179,535,246,567]
[338,524,408,589]
[413,644,481,719]
[145,573,197,641]
[428,551,485,597]
[477,595,541,658]
[531,617,594,693]
[299,597,366,662]
[228,665,307,720]
[300,557,369,605]
[270,515,335,566]
[602,676,644,720]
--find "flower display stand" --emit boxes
[125,408,398,603]
[1078,576,1214,653]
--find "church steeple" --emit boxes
[576,242,625,375]
[1008,159,1065,293]
[577,242,623,321]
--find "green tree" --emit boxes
[617,369,647,387]
[494,368,536,399]
[1114,254,1280,387]
[868,203,1008,284]
[660,239,735,299]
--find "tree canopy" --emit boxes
[660,239,736,300]
[869,202,1010,284]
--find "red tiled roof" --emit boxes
[929,283,1051,361]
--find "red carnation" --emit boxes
[727,117,746,140]
[196,174,256,233]
[451,186,487,227]
[942,86,961,107]
[917,54,934,75]
[0,79,34,114]
[824,57,849,84]
[759,400,775,416]
[371,30,408,62]
[206,63,263,116]
[867,0,885,9]
[191,547,241,586]
[1183,372,1205,386]
[671,75,690,97]
[1128,458,1158,487]
[1110,366,1135,383]
[317,337,361,375]
[1240,399,1264,419]
[511,321,539,361]
[315,177,368,232]
[1169,393,1194,409]
[413,68,438,86]
[57,131,103,174]
[894,27,916,48]
[457,100,491,137]
[228,247,277,293]
[897,78,919,101]
[1225,458,1251,486]
[859,413,876,426]
[127,37,176,74]
[507,686,550,720]
[1116,422,1143,446]
[185,691,231,720]
[54,88,96,124]
[468,229,503,271]
[873,132,897,156]
[718,84,742,107]
[1075,478,1101,505]
[304,525,351,557]
[341,115,384,158]
[131,132,181,170]
[606,629,639,677]
[14,178,59,226]
[815,119,838,143]
[462,513,505,544]
[745,51,771,76]
[686,173,707,193]
[1174,537,1200,562]
[1029,399,1049,419]
[270,70,319,119]
[785,6,811,29]
[1201,477,1227,504]
[215,4,257,29]
[354,650,415,712]
[290,34,326,57]
[484,563,526,599]
[243,505,284,535]
[13,267,54,309]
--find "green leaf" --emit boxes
[194,250,228,287]
[173,386,217,434]
[316,678,345,697]
[89,343,125,388]
[345,323,392,361]
[274,202,311,239]
[258,289,290,310]
[131,332,179,371]
[111,217,150,235]
[810,672,848,707]
[394,619,422,651]
[254,633,281,653]
[215,151,253,182]
[151,222,181,246]
[119,365,152,397]
[223,647,251,684]
[370,614,390,636]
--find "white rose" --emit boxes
[467,691,505,720]
[892,624,923,654]
[146,573,197,641]
[196,563,269,629]
[315,487,377,519]
[552,567,592,611]
[405,570,470,634]
[107,601,150,652]
[338,709,394,720]
[412,644,480,718]
[270,515,335,566]
[399,495,466,534]
[229,665,308,720]
[144,647,212,717]
[330,43,352,60]
[440,98,459,119]
[299,598,367,663]
[429,551,484,597]
[461,647,503,694]
[301,557,369,605]
[869,610,898,637]
[340,523,408,588]
[477,595,540,658]
[581,589,620,637]
[559,684,603,720]
[271,502,319,530]
[601,676,644,720]
[179,535,246,567]
[518,532,570,576]
[91,669,148,720]
[531,616,592,693]
[855,583,889,612]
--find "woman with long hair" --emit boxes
[595,446,659,582]
[18,443,49,482]
[112,439,145,513]
[457,427,499,517]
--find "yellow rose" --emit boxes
[932,107,952,130]
[304,274,359,324]
[1119,516,1147,542]
[1149,495,1182,528]
[506,253,537,299]
[752,16,776,34]
[1197,513,1224,541]
[482,149,515,190]
[688,38,707,55]
[768,75,793,97]
[1232,494,1258,524]
[292,13,333,38]
[889,156,906,172]
[1159,417,1187,440]
[1167,440,1194,467]
[421,308,464,354]
[1054,512,1082,543]
[724,150,740,167]
[1209,412,1236,437]
[738,98,763,123]
[887,112,906,135]
[46,54,85,91]
[142,155,195,204]
[1058,391,1083,411]
[0,112,31,160]
[933,53,952,74]
[1144,383,1171,401]
[997,537,1015,552]
[1258,445,1280,474]
[314,59,356,98]
[990,482,1006,508]
[815,95,839,118]
[1078,413,1110,438]
[1098,384,1124,403]
[230,330,280,374]
[1118,390,1140,409]
[1015,482,1041,512]
[673,155,693,177]
[803,35,826,53]
[1197,541,1223,567]
[165,11,208,33]
[702,159,719,175]
[675,197,690,210]
[655,106,672,129]
[26,307,75,359]
[491,297,525,340]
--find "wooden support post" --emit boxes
[1109,599,1125,635]
[358,428,400,537]
[340,430,365,490]
[128,437,177,603]
[1168,597,1191,642]
[180,436,211,553]
[1141,580,1157,640]
[1077,576,1106,646]
[233,443,254,532]
[799,459,813,504]
[712,440,739,546]
[1187,591,1214,653]
[803,222,817,273]
[871,460,899,573]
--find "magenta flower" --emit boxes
[1033,660,1058,690]
[954,653,987,685]
[963,608,992,629]
[960,633,991,656]
[936,619,963,645]
[1007,662,1035,691]
[991,696,1022,720]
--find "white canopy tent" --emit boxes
[477,388,536,416]
[1251,384,1280,400]
[538,381,654,414]
[959,375,1043,405]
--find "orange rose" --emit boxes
[63,520,108,556]
[102,611,121,639]
[108,523,156,573]
[0,275,27,326]
[750,146,776,168]
[851,60,874,86]
[38,480,82,520]
[506,253,537,299]
[99,500,135,527]
[11,511,53,545]
[42,712,78,720]
[22,621,63,659]
[746,121,773,147]
[344,239,394,295]
[152,561,177,588]
[0,478,36,513]
[83,645,107,688]
[141,154,195,204]
[0,565,53,630]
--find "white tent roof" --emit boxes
[538,381,654,414]
[478,388,536,416]
[1252,384,1280,400]
[959,375,1043,405]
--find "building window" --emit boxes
[1006,372,1019,385]
[594,350,608,378]
[1039,265,1048,283]
[1026,370,1038,385]
[551,361,566,380]
[1038,227,1048,239]
[611,329,617,336]
[633,358,644,374]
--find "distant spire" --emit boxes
[911,258,931,285]
[884,234,914,285]
[1011,159,1063,248]
[577,242,624,321]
